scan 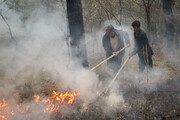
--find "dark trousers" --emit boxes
[107,53,124,74]
[108,57,122,73]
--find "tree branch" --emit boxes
[0,12,17,46]
[135,1,144,7]
[142,0,148,10]
[149,0,155,8]
[96,0,121,25]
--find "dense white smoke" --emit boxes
[0,1,175,119]
[0,2,127,119]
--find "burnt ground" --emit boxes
[121,77,180,120]
[87,44,180,120]
[0,30,179,120]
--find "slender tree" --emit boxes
[66,0,88,67]
[141,0,155,33]
[119,0,122,25]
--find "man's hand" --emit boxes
[113,51,119,56]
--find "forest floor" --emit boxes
[87,43,180,120]
[0,29,179,119]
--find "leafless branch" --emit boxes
[149,0,156,8]
[96,0,121,25]
[142,0,148,10]
[0,12,17,46]
[135,1,144,7]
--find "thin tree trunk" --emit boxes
[146,9,151,33]
[142,0,155,37]
[143,0,151,34]
[66,0,88,67]
[119,0,122,25]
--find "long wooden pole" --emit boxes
[145,44,150,120]
[90,44,130,72]
[105,56,130,93]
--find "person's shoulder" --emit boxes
[114,29,123,36]
[140,29,146,35]
[115,29,122,33]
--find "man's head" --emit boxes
[106,25,115,37]
[132,20,141,32]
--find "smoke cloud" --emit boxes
[0,1,176,119]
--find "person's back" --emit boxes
[134,29,153,55]
[129,21,154,78]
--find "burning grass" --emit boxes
[0,66,179,120]
[0,90,80,120]
[0,70,83,120]
[0,69,127,120]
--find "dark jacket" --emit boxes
[103,29,130,59]
[131,29,153,56]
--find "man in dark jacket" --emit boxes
[129,21,154,76]
[103,25,130,73]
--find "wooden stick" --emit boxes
[145,44,150,120]
[90,44,130,72]
[105,56,130,93]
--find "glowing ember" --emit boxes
[34,95,40,103]
[0,90,80,119]
[0,98,14,120]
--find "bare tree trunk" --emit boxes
[142,0,152,35]
[146,0,151,33]
[146,9,151,33]
[141,0,156,38]
[162,0,176,52]
[66,0,88,67]
[119,0,122,25]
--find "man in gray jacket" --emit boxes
[103,25,130,73]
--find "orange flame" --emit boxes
[0,115,7,120]
[0,98,8,108]
[40,90,80,113]
[34,95,40,103]
[0,90,80,119]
